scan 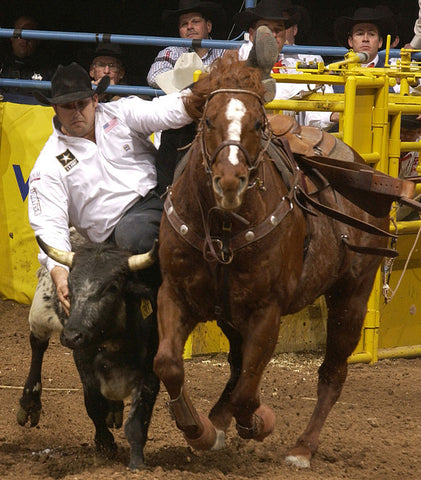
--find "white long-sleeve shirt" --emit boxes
[28,93,192,271]
[410,0,421,48]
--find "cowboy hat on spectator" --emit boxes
[401,115,421,131]
[233,0,300,32]
[162,0,226,37]
[91,42,124,63]
[334,6,398,48]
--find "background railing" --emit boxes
[0,27,414,97]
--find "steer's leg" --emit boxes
[125,369,160,470]
[17,268,62,427]
[154,281,219,450]
[73,348,116,452]
[17,332,50,427]
[285,273,376,468]
[124,299,160,470]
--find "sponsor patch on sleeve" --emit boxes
[29,187,42,215]
[56,149,78,171]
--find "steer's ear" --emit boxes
[128,239,159,271]
[36,236,75,267]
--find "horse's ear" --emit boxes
[262,78,276,103]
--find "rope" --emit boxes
[382,220,421,303]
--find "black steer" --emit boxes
[18,235,160,471]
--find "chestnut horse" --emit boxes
[153,57,396,468]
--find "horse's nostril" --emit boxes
[213,176,222,193]
[238,176,247,190]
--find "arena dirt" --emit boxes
[0,298,420,480]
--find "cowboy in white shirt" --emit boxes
[29,62,192,313]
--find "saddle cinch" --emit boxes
[268,114,421,220]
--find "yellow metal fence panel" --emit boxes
[0,103,54,303]
[378,232,421,353]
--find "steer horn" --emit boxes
[127,239,159,271]
[36,236,75,267]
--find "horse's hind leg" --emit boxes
[286,275,375,468]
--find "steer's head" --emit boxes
[37,236,157,349]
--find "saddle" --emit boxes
[268,114,418,218]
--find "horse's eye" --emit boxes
[205,117,213,129]
[255,120,263,131]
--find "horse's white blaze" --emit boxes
[225,98,246,166]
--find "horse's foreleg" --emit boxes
[208,323,242,433]
[230,304,280,442]
[286,281,372,468]
[154,283,222,450]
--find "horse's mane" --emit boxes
[183,54,266,122]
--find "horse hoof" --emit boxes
[254,404,276,441]
[285,447,311,468]
[211,429,226,450]
[184,413,219,450]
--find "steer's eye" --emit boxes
[103,283,119,296]
[205,117,213,129]
[255,120,263,131]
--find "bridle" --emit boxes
[198,88,273,174]
[164,87,295,265]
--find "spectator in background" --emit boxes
[282,4,324,65]
[233,0,335,130]
[147,0,226,90]
[90,43,126,102]
[396,114,421,221]
[0,15,54,103]
[399,115,421,179]
[404,0,421,49]
[333,7,398,69]
[331,5,399,114]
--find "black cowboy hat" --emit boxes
[34,62,110,106]
[91,42,124,63]
[334,6,398,48]
[162,0,226,36]
[233,0,301,32]
[401,115,421,130]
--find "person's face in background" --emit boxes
[347,23,383,63]
[249,19,286,53]
[178,12,212,40]
[90,56,125,85]
[11,16,40,58]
